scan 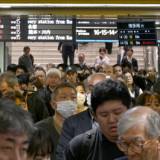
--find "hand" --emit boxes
[141,138,160,160]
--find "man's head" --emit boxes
[46,68,61,90]
[85,73,106,107]
[0,98,34,160]
[126,48,133,58]
[16,65,28,76]
[65,67,78,85]
[23,46,30,55]
[7,64,17,74]
[34,67,46,87]
[113,64,123,78]
[0,72,20,96]
[50,82,77,118]
[103,65,113,78]
[117,107,160,160]
[91,79,131,142]
[87,73,106,92]
[78,53,85,64]
[99,47,107,59]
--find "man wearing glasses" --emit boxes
[117,106,160,160]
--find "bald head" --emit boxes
[118,106,160,138]
[87,73,106,87]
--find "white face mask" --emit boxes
[56,100,77,118]
[86,93,91,107]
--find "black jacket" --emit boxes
[121,57,138,72]
[56,109,92,160]
[65,128,124,160]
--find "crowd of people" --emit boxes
[0,45,160,160]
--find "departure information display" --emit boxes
[117,21,157,46]
[0,15,73,41]
[76,19,118,42]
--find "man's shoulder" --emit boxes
[69,128,97,147]
[36,116,53,127]
[65,109,90,122]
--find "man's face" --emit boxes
[127,50,133,58]
[54,87,77,103]
[0,81,13,96]
[24,48,30,55]
[66,72,77,84]
[103,66,113,77]
[0,133,29,160]
[16,69,25,76]
[34,70,46,86]
[117,124,148,160]
[46,75,61,89]
[88,76,106,92]
[95,100,127,142]
[113,66,123,77]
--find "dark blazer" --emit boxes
[56,109,92,160]
[65,128,124,160]
[58,42,78,54]
[121,57,138,72]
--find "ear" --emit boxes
[50,100,57,110]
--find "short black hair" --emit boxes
[99,47,107,53]
[51,82,76,100]
[16,64,28,73]
[113,64,122,68]
[91,79,131,113]
[17,74,30,85]
[23,46,30,52]
[7,64,17,73]
[34,66,46,75]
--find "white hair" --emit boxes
[118,106,160,138]
[46,68,61,79]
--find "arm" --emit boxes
[58,42,62,51]
[64,134,84,160]
[56,118,75,160]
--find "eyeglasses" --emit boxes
[117,137,145,154]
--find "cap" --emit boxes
[66,66,77,74]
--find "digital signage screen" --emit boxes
[0,15,74,42]
[117,21,157,46]
[76,18,118,42]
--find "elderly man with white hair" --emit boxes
[117,106,160,160]
[28,68,62,122]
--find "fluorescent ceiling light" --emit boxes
[0,3,160,8]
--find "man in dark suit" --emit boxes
[58,42,78,66]
[56,73,106,160]
[121,48,138,72]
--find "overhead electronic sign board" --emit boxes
[76,19,118,42]
[0,15,73,42]
[117,21,157,46]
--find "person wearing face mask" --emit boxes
[56,73,106,160]
[36,82,77,160]
[76,83,87,112]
